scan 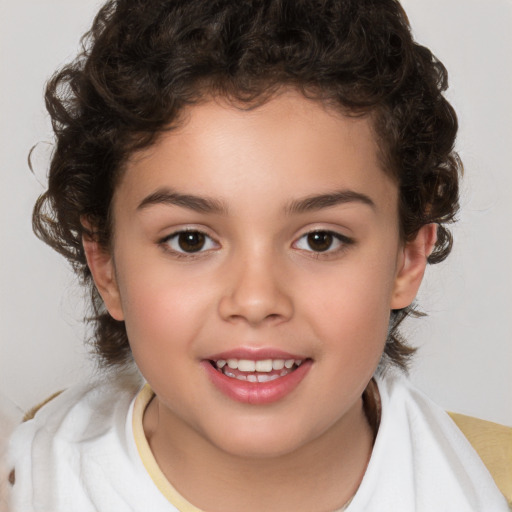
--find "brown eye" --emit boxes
[294,230,353,254]
[162,230,218,255]
[177,231,206,252]
[306,231,334,252]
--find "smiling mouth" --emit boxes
[210,358,307,383]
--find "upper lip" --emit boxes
[206,347,308,361]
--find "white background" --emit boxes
[1,0,511,426]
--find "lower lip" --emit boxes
[202,360,312,405]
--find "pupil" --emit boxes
[307,232,332,252]
[178,232,205,252]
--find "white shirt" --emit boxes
[8,372,509,511]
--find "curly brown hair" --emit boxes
[33,0,460,370]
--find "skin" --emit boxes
[84,90,436,512]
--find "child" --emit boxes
[8,0,509,510]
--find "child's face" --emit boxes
[89,90,429,459]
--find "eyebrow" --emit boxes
[285,189,376,214]
[137,188,228,214]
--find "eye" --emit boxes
[294,230,352,253]
[162,230,218,254]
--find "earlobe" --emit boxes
[391,224,437,310]
[82,230,124,321]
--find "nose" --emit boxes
[218,251,294,326]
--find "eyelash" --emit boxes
[292,230,354,257]
[159,229,219,258]
[158,229,354,259]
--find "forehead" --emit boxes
[117,90,397,214]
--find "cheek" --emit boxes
[118,279,201,392]
[300,257,396,351]
[115,258,227,377]
[304,262,395,319]
[116,267,208,350]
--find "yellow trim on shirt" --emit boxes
[132,384,204,512]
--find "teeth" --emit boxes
[272,359,285,370]
[214,357,305,375]
[238,359,256,372]
[255,359,273,372]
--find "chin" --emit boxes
[203,416,324,460]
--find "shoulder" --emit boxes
[448,411,512,508]
[12,372,141,444]
[353,373,510,511]
[8,371,143,511]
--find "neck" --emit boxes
[143,396,375,512]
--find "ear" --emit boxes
[391,224,437,310]
[82,223,124,321]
